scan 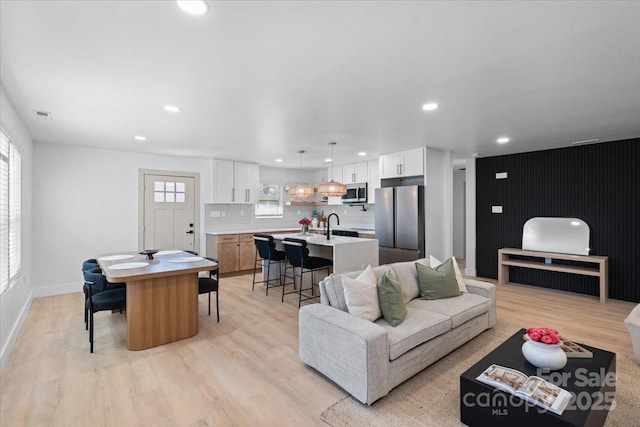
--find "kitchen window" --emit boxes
[255,184,283,218]
[0,128,21,295]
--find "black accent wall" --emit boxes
[476,138,639,303]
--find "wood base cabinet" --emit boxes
[206,233,256,274]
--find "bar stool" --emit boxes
[281,238,332,307]
[252,234,286,295]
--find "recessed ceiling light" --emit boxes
[325,158,333,163]
[422,102,439,111]
[134,135,147,141]
[274,158,283,163]
[497,137,510,144]
[471,153,479,158]
[164,105,181,113]
[357,152,367,156]
[176,1,209,15]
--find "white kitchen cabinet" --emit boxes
[379,147,425,179]
[342,161,368,184]
[212,159,259,203]
[367,159,379,204]
[212,159,235,203]
[234,161,259,203]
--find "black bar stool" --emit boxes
[252,234,286,295]
[281,238,332,307]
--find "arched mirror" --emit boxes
[522,217,590,255]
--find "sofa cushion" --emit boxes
[343,265,382,321]
[416,260,462,300]
[377,270,407,327]
[390,258,429,304]
[430,255,468,293]
[322,275,349,311]
[375,306,451,360]
[323,266,392,312]
[407,293,492,328]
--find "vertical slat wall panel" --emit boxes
[476,138,639,303]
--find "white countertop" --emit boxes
[272,233,376,247]
[206,227,375,236]
[206,228,299,236]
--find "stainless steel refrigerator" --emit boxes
[375,185,425,264]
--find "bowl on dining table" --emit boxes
[139,249,159,260]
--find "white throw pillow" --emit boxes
[429,255,468,293]
[342,265,381,321]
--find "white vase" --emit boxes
[311,218,318,228]
[522,340,567,370]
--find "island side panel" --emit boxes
[332,240,379,273]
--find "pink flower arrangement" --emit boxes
[526,327,561,345]
[298,217,312,226]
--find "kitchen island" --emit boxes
[272,233,378,274]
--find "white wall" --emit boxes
[424,147,453,261]
[452,169,466,258]
[33,143,212,296]
[464,158,477,276]
[0,86,34,373]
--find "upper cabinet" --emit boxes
[212,159,259,203]
[234,161,259,203]
[379,147,425,179]
[367,159,379,204]
[342,162,368,184]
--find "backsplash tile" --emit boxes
[205,203,375,232]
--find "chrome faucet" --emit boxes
[326,213,340,240]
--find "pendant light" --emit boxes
[288,150,315,199]
[318,142,347,197]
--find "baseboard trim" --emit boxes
[0,288,33,373]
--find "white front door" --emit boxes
[143,173,196,251]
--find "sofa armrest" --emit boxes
[299,304,389,405]
[464,278,497,327]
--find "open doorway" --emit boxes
[452,165,466,261]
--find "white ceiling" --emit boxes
[1,1,639,169]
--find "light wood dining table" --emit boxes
[97,250,218,350]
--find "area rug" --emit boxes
[321,322,639,427]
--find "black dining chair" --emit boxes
[281,238,332,307]
[199,257,220,321]
[252,234,286,296]
[83,267,127,353]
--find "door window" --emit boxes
[154,180,186,203]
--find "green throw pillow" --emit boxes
[416,258,462,300]
[377,271,407,327]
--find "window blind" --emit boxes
[0,128,21,294]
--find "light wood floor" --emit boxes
[1,273,636,426]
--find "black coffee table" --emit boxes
[460,328,616,427]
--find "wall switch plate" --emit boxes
[492,206,503,214]
[495,172,508,179]
[210,211,221,218]
[220,211,225,217]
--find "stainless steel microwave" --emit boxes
[342,183,368,203]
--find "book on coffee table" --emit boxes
[476,364,572,415]
[560,338,593,358]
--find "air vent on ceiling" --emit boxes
[34,110,52,120]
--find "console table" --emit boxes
[498,248,608,304]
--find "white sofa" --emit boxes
[299,258,496,405]
[624,304,640,365]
